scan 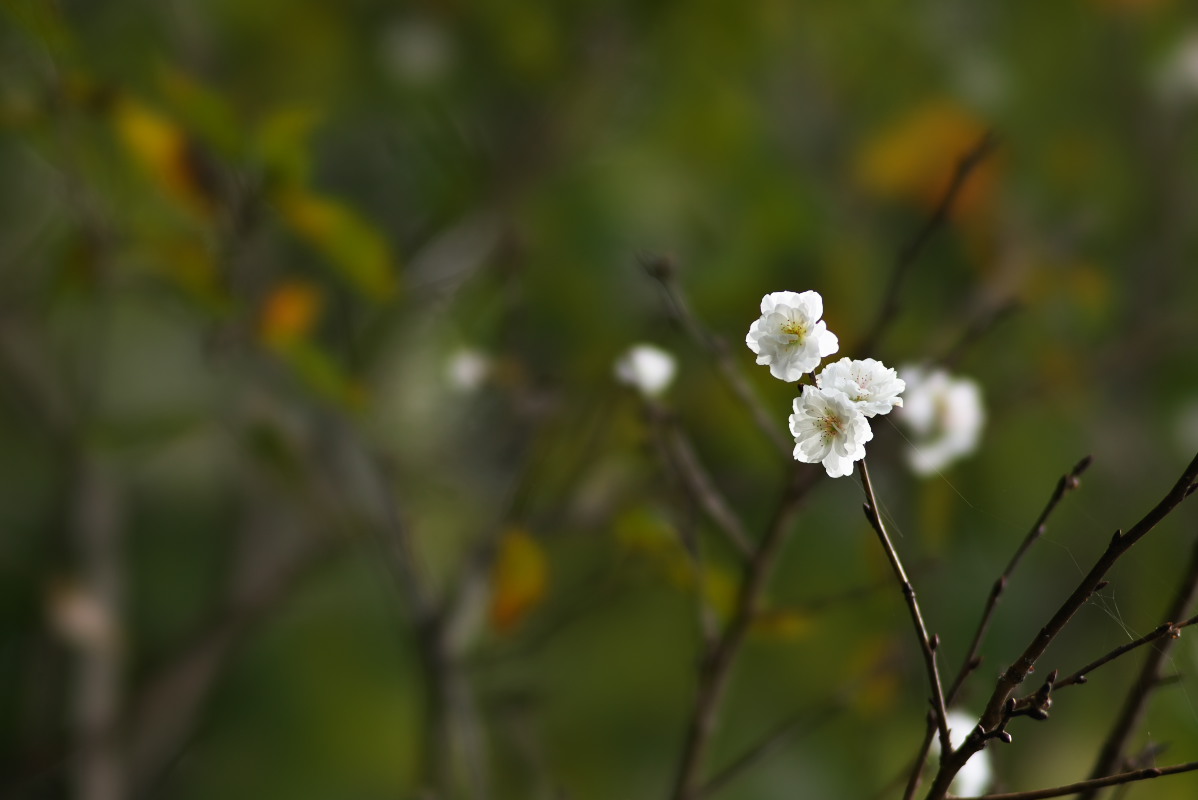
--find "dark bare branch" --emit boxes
[947,455,1092,705]
[955,760,1198,800]
[923,452,1198,800]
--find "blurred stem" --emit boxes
[643,256,792,459]
[669,466,816,800]
[71,452,126,800]
[856,130,999,357]
[646,401,753,563]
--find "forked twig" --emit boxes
[923,452,1198,800]
[1077,530,1198,799]
[948,455,1093,704]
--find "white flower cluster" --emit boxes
[747,291,905,478]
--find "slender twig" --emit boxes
[642,255,792,458]
[1049,613,1198,694]
[669,466,819,800]
[925,452,1198,800]
[1077,530,1198,800]
[646,402,754,561]
[857,129,1000,355]
[953,760,1198,800]
[858,459,951,755]
[947,456,1092,705]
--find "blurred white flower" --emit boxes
[897,366,984,475]
[1155,29,1198,104]
[615,343,677,398]
[931,709,993,797]
[817,357,905,417]
[445,347,490,392]
[380,17,455,87]
[47,579,120,655]
[746,290,839,382]
[1174,399,1198,456]
[789,385,873,478]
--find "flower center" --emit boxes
[819,413,842,437]
[781,320,809,341]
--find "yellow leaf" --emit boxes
[260,280,324,347]
[275,186,398,300]
[751,607,813,641]
[614,507,692,587]
[275,339,364,410]
[855,100,996,222]
[489,528,548,634]
[846,638,902,716]
[112,96,218,218]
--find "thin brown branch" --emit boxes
[1050,613,1198,693]
[1077,530,1198,800]
[642,255,792,458]
[857,129,1000,355]
[955,760,1198,800]
[858,459,951,755]
[669,466,819,800]
[947,455,1092,705]
[925,452,1198,800]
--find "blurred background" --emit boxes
[3,0,1198,798]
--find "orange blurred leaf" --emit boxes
[260,280,324,347]
[855,100,996,222]
[489,528,548,634]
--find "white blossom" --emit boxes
[1155,29,1198,105]
[746,290,839,382]
[445,347,490,392]
[817,357,905,417]
[897,366,984,475]
[931,709,993,797]
[789,385,873,478]
[615,343,677,398]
